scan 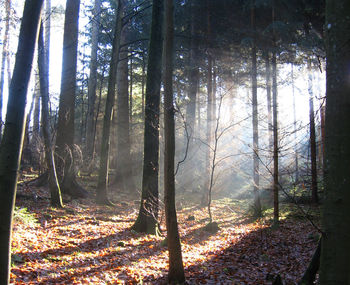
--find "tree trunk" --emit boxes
[307,61,318,204]
[319,1,350,283]
[251,0,261,216]
[0,0,11,142]
[115,14,135,193]
[0,1,43,283]
[186,0,199,138]
[132,0,164,234]
[129,55,133,125]
[164,0,185,282]
[202,0,213,206]
[265,52,273,150]
[203,55,213,207]
[86,0,101,161]
[291,64,299,183]
[96,0,123,205]
[272,50,279,225]
[38,22,63,208]
[32,83,41,139]
[55,0,86,198]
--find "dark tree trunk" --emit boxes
[308,61,318,204]
[319,0,350,283]
[251,0,261,216]
[38,22,63,208]
[55,0,86,198]
[0,1,43,282]
[141,50,146,119]
[96,0,123,205]
[272,50,279,225]
[129,55,133,125]
[291,64,299,182]
[202,0,213,206]
[164,0,185,282]
[132,0,164,234]
[86,0,101,161]
[186,0,200,138]
[203,55,213,207]
[265,52,273,150]
[115,14,135,192]
[0,0,11,142]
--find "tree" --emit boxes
[307,61,318,204]
[38,22,64,208]
[0,0,11,141]
[96,0,123,205]
[55,0,86,198]
[132,0,164,234]
[163,0,185,282]
[251,0,261,216]
[115,2,135,192]
[86,0,101,162]
[0,1,43,282]
[272,49,279,225]
[319,0,350,283]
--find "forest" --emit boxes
[0,0,349,284]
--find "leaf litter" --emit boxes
[11,184,319,284]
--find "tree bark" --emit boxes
[251,0,261,216]
[0,0,11,142]
[55,0,86,198]
[0,1,43,282]
[132,0,164,234]
[307,61,318,204]
[38,22,63,208]
[186,0,200,138]
[291,64,299,183]
[96,0,123,205]
[202,0,213,206]
[319,0,350,283]
[272,50,279,225]
[164,0,185,282]
[115,12,135,192]
[86,0,101,161]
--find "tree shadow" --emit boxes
[147,220,318,284]
[12,228,168,284]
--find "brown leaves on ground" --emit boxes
[11,185,319,284]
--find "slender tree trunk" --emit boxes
[272,50,279,225]
[0,1,43,283]
[38,22,63,208]
[186,0,199,138]
[164,0,185,282]
[203,0,213,206]
[308,61,318,204]
[32,82,41,138]
[86,0,101,161]
[291,64,299,182]
[115,13,135,192]
[203,55,213,206]
[96,0,123,204]
[251,1,261,216]
[129,54,133,125]
[132,0,164,234]
[0,0,11,142]
[141,50,146,119]
[93,67,106,159]
[265,52,273,150]
[320,1,350,283]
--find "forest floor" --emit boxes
[10,173,320,284]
